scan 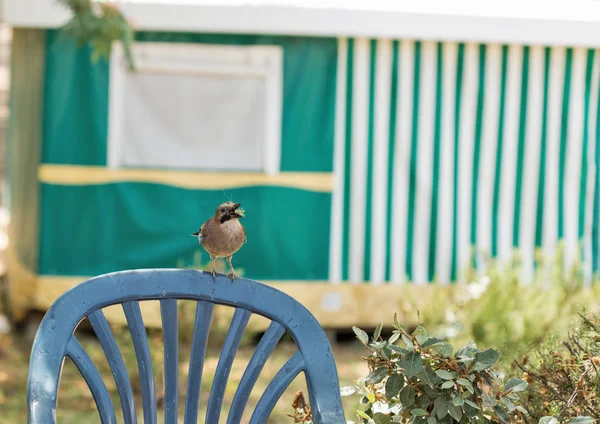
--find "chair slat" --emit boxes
[66,336,117,424]
[160,299,178,424]
[205,308,252,423]
[249,350,305,424]
[88,310,137,424]
[122,301,157,424]
[227,321,286,424]
[184,301,215,424]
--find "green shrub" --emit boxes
[344,315,528,423]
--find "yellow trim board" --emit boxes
[28,275,453,330]
[38,165,334,192]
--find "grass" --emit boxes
[0,302,366,424]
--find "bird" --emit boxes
[191,201,246,281]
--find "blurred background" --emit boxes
[2,0,600,422]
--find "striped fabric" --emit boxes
[329,38,600,285]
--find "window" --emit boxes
[107,42,283,175]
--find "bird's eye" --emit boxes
[220,207,226,213]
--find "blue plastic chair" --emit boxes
[27,269,346,423]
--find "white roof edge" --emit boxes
[5,1,600,48]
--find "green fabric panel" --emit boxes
[535,48,552,248]
[578,50,595,239]
[491,46,509,258]
[428,43,444,282]
[38,184,331,280]
[558,49,573,239]
[341,39,354,282]
[513,46,530,247]
[362,39,376,281]
[385,41,399,282]
[405,41,422,281]
[42,31,109,165]
[42,30,337,172]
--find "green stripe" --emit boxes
[579,50,595,239]
[470,44,487,257]
[405,41,422,281]
[492,46,510,257]
[363,39,377,281]
[385,41,399,282]
[341,38,354,282]
[535,48,552,247]
[428,43,444,282]
[450,43,465,281]
[558,48,573,239]
[513,46,530,247]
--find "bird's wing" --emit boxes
[242,224,247,244]
[197,222,208,243]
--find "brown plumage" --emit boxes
[191,201,246,280]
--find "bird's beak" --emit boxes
[230,203,243,218]
[191,231,199,236]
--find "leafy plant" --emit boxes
[57,0,136,70]
[512,313,600,423]
[345,314,529,423]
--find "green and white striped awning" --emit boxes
[329,39,600,285]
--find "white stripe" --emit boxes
[436,42,458,285]
[328,37,347,284]
[390,40,415,284]
[543,47,566,262]
[456,43,479,282]
[584,50,600,286]
[370,39,393,284]
[476,43,502,268]
[349,38,370,283]
[412,41,437,284]
[564,47,587,271]
[518,46,545,284]
[498,44,523,264]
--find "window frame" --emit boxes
[107,41,283,176]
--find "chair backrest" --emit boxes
[27,269,346,424]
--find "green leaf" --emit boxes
[471,348,500,371]
[568,418,595,424]
[427,417,436,424]
[441,380,455,389]
[388,332,401,344]
[373,322,383,341]
[372,412,391,424]
[501,396,516,412]
[433,397,449,419]
[464,399,480,410]
[402,334,414,348]
[411,408,428,417]
[538,418,559,424]
[399,385,416,407]
[353,326,369,345]
[456,378,474,393]
[385,374,405,399]
[400,351,423,377]
[366,367,389,385]
[388,344,410,354]
[452,396,464,406]
[504,378,528,393]
[435,369,457,380]
[393,312,400,329]
[418,367,441,388]
[413,326,428,344]
[356,410,371,420]
[422,337,445,348]
[448,403,462,421]
[493,404,510,424]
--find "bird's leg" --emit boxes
[210,255,217,281]
[226,256,237,280]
